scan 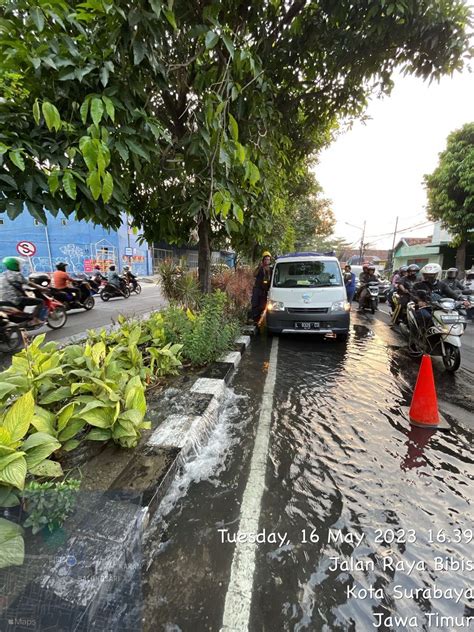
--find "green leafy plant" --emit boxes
[21,478,81,535]
[0,517,24,569]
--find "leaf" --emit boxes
[23,434,61,469]
[228,114,238,142]
[31,406,55,435]
[100,65,109,87]
[205,30,219,49]
[28,459,63,478]
[48,171,60,195]
[3,391,35,443]
[0,518,24,568]
[133,39,146,65]
[82,407,115,428]
[233,203,244,224]
[124,139,150,161]
[102,96,115,122]
[80,99,90,124]
[149,0,162,18]
[57,402,76,433]
[39,386,71,405]
[90,98,104,126]
[42,102,61,132]
[85,428,112,441]
[0,382,16,402]
[163,7,177,29]
[62,439,81,451]
[222,33,234,58]
[9,151,25,172]
[102,172,113,203]
[0,486,20,508]
[0,455,27,490]
[30,7,45,32]
[235,141,246,164]
[57,418,85,442]
[33,100,41,125]
[87,170,102,200]
[0,428,12,446]
[63,172,77,199]
[248,162,260,186]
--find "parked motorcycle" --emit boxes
[0,310,22,350]
[99,278,130,301]
[358,281,379,314]
[29,273,95,311]
[0,290,67,331]
[399,296,465,372]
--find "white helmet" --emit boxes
[420,263,441,279]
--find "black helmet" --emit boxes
[407,264,420,274]
[399,266,408,274]
[56,262,67,271]
[446,267,458,279]
[109,265,116,271]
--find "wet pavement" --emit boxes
[142,313,473,631]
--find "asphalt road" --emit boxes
[143,310,474,631]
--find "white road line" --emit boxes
[221,337,279,631]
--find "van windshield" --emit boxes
[273,260,342,288]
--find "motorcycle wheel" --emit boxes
[407,332,422,357]
[443,344,461,372]
[134,283,142,295]
[46,306,67,329]
[83,296,95,310]
[2,326,22,351]
[100,290,111,302]
[123,287,131,299]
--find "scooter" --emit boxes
[0,290,68,331]
[99,278,130,301]
[127,280,142,295]
[0,310,22,350]
[358,281,379,314]
[400,296,465,372]
[29,273,95,312]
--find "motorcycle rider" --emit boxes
[107,264,126,297]
[52,262,81,303]
[392,264,419,324]
[89,265,106,291]
[123,265,138,290]
[0,257,46,325]
[391,265,408,286]
[444,268,472,296]
[413,263,458,300]
[358,264,377,311]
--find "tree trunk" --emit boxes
[455,238,467,276]
[197,215,211,293]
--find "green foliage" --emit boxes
[158,260,201,309]
[183,291,239,365]
[0,517,24,568]
[22,478,81,535]
[424,122,474,242]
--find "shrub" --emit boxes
[211,267,254,322]
[182,291,239,366]
[22,478,81,535]
[157,259,184,302]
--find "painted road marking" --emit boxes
[221,337,279,631]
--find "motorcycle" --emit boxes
[0,310,22,351]
[127,280,142,295]
[400,296,465,372]
[0,290,67,331]
[29,273,95,311]
[358,281,379,314]
[99,277,130,301]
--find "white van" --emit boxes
[266,252,350,337]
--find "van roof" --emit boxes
[275,251,337,260]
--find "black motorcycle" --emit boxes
[29,273,95,311]
[100,277,130,301]
[358,281,379,314]
[0,310,22,351]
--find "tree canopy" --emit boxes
[1,0,472,287]
[424,122,474,271]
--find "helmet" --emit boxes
[446,267,458,279]
[123,266,130,271]
[368,264,376,270]
[407,264,420,274]
[420,263,441,279]
[262,250,271,258]
[109,265,116,271]
[56,261,67,271]
[362,263,369,270]
[2,256,22,271]
[399,266,408,273]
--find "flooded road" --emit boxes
[143,318,473,631]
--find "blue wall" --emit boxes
[0,210,152,276]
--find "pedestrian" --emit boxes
[343,264,356,304]
[251,250,272,324]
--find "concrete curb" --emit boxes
[4,327,257,629]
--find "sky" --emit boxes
[315,69,474,251]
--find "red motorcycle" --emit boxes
[0,290,68,331]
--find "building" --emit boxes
[392,223,474,274]
[0,210,153,276]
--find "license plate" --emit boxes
[294,321,320,330]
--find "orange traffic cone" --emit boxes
[409,355,440,428]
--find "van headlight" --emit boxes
[267,300,285,312]
[331,300,350,312]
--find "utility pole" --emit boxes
[359,220,366,263]
[390,216,399,271]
